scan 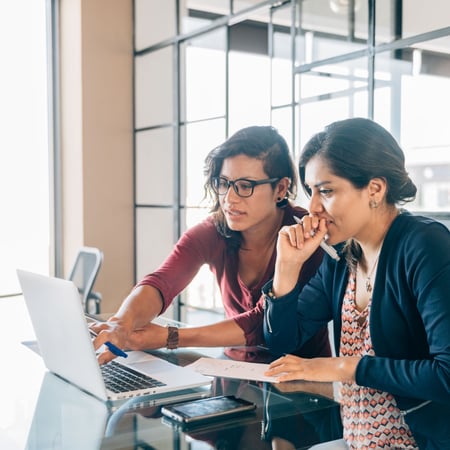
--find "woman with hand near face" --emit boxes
[92,126,330,363]
[263,118,450,449]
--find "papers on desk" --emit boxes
[188,357,279,383]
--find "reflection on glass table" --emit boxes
[23,342,342,450]
[3,296,343,450]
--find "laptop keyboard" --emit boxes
[101,361,167,393]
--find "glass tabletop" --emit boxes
[1,296,342,450]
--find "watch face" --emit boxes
[167,326,179,350]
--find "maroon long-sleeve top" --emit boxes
[137,203,330,357]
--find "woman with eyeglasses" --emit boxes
[93,125,330,363]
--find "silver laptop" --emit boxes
[17,269,211,403]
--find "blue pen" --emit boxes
[104,341,128,358]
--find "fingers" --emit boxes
[91,324,114,349]
[97,348,118,365]
[267,354,301,371]
[280,217,313,249]
[93,323,167,365]
[279,224,305,249]
[299,216,327,239]
[89,321,116,342]
[264,354,307,382]
[91,329,116,364]
[299,215,319,237]
[281,216,328,249]
[90,322,126,365]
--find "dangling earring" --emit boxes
[369,199,379,208]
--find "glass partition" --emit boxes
[135,127,174,206]
[180,29,227,123]
[134,0,176,50]
[182,119,226,207]
[135,47,174,129]
[136,208,175,280]
[133,0,450,321]
[180,0,230,35]
[403,0,450,38]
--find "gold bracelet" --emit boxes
[166,326,179,350]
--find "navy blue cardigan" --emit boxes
[262,212,450,447]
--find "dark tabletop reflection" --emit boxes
[27,346,342,450]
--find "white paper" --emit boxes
[188,357,279,383]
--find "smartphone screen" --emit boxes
[161,395,256,424]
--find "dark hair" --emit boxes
[299,117,417,267]
[299,118,416,203]
[204,125,298,247]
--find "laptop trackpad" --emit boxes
[129,359,174,376]
[123,351,179,379]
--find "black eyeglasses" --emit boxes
[211,176,280,198]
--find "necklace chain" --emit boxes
[364,255,380,293]
[358,210,399,294]
[360,246,382,294]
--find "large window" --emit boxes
[134,0,450,322]
[0,0,53,297]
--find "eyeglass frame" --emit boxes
[211,176,280,198]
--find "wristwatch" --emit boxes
[166,326,179,350]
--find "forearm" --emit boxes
[333,356,360,382]
[267,354,361,383]
[113,285,164,329]
[123,318,247,352]
[178,319,246,348]
[272,260,303,297]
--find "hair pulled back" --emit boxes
[299,118,417,268]
[299,117,417,205]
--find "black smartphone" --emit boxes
[161,395,256,424]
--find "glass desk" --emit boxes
[0,296,341,450]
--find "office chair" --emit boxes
[68,246,104,315]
